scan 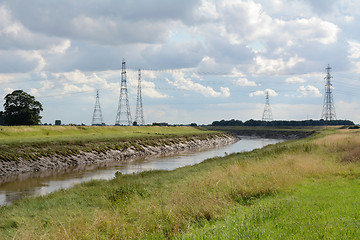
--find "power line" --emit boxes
[321,64,336,120]
[262,90,273,121]
[134,69,145,126]
[91,90,105,126]
[115,59,132,126]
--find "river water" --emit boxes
[0,136,282,206]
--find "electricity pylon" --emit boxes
[134,69,145,125]
[262,90,273,121]
[91,90,105,126]
[321,64,336,120]
[115,59,132,125]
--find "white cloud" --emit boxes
[252,55,305,75]
[276,17,339,45]
[249,88,278,97]
[142,70,157,79]
[166,72,230,97]
[30,80,55,97]
[0,4,64,51]
[220,87,230,97]
[49,39,71,54]
[63,83,93,95]
[0,5,31,42]
[194,0,219,22]
[236,77,258,86]
[53,70,109,86]
[197,56,233,74]
[55,70,93,84]
[217,0,272,43]
[297,85,322,97]
[348,41,360,59]
[0,49,46,73]
[227,68,259,88]
[285,76,306,84]
[345,15,354,23]
[30,51,46,72]
[142,81,169,99]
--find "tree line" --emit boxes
[211,119,355,127]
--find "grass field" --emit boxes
[0,127,359,239]
[0,125,213,144]
[0,125,218,161]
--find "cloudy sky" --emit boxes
[0,0,360,125]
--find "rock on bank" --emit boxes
[0,134,238,183]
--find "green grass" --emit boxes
[0,125,219,161]
[0,128,359,239]
[180,179,360,239]
[0,125,212,144]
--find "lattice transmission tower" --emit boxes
[321,64,336,120]
[262,90,273,121]
[115,59,132,125]
[92,90,105,126]
[134,69,145,125]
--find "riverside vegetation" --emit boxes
[0,125,219,162]
[0,125,235,182]
[1,126,360,239]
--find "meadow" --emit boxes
[0,125,217,161]
[0,127,359,239]
[0,125,215,144]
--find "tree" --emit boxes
[3,90,43,125]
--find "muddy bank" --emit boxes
[228,129,314,139]
[206,127,315,140]
[0,134,238,184]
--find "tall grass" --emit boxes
[0,128,359,239]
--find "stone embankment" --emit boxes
[0,134,238,184]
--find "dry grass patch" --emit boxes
[313,129,360,163]
[342,146,360,163]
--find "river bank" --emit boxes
[1,128,359,239]
[0,125,315,184]
[0,136,281,206]
[0,133,237,184]
[206,126,316,139]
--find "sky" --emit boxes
[0,0,360,125]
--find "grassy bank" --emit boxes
[181,178,360,239]
[1,127,360,239]
[205,126,318,139]
[0,125,217,161]
[0,125,213,143]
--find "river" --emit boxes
[0,136,283,206]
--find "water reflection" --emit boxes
[0,136,282,206]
